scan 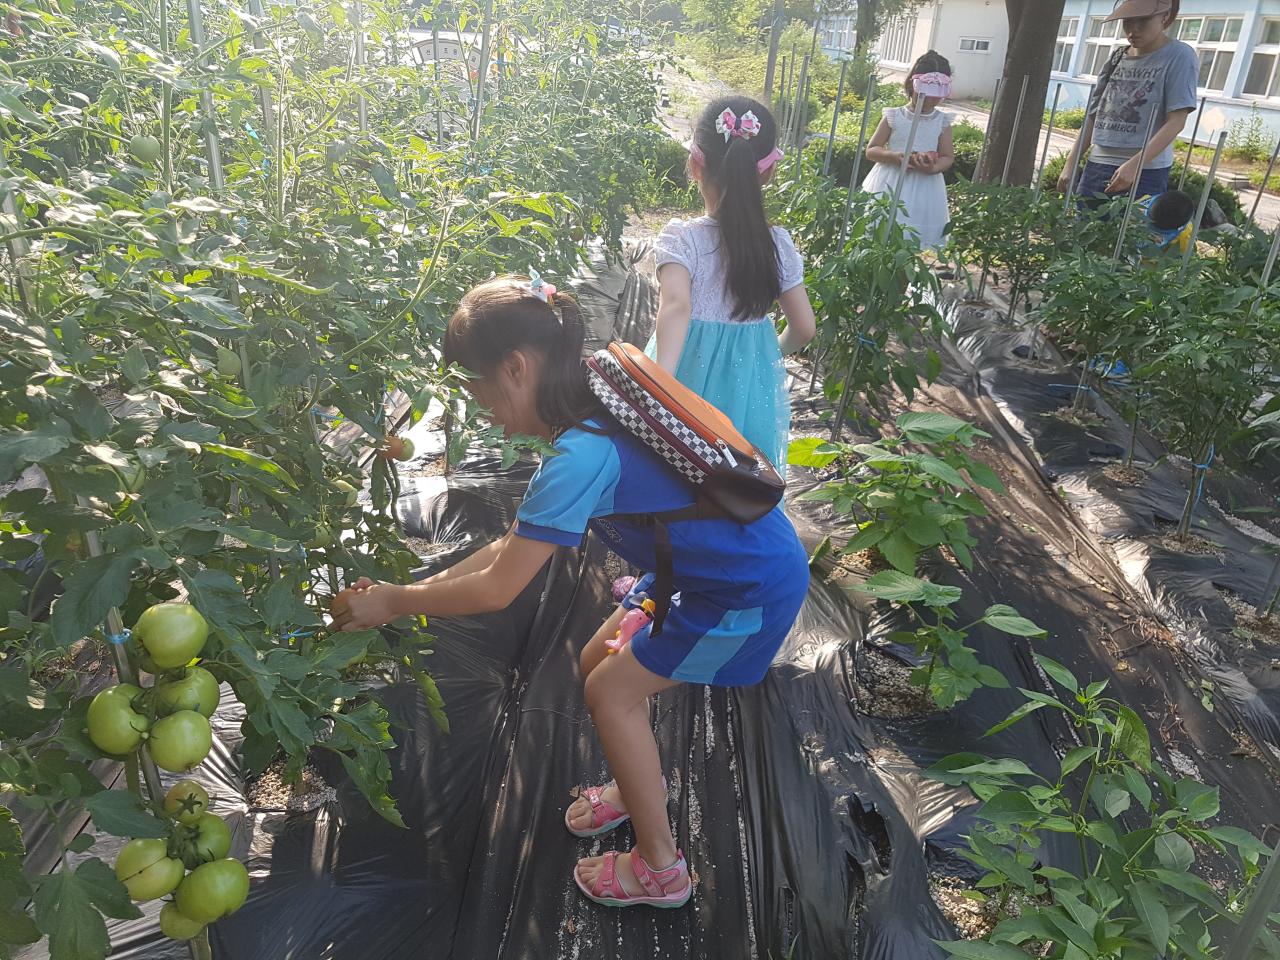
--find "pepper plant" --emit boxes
[791,412,1004,574]
[854,569,1045,709]
[929,655,1278,959]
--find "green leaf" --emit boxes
[256,574,320,632]
[0,905,40,946]
[878,531,919,573]
[896,411,970,443]
[982,604,1046,637]
[1113,706,1152,769]
[903,514,944,547]
[202,444,298,488]
[935,941,1031,960]
[950,758,1036,779]
[1034,653,1078,693]
[121,343,149,384]
[857,570,929,602]
[0,428,72,484]
[50,552,138,647]
[266,698,315,753]
[1206,825,1271,859]
[965,460,1006,493]
[977,789,1039,825]
[33,858,140,960]
[842,523,887,554]
[84,790,169,839]
[1061,745,1099,777]
[1130,880,1170,949]
[984,699,1048,737]
[1122,766,1152,810]
[1178,781,1220,821]
[182,568,256,633]
[1154,833,1194,871]
[918,456,968,489]
[1103,787,1130,817]
[311,635,371,675]
[787,436,840,468]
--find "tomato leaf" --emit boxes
[415,671,449,733]
[201,444,297,488]
[50,552,138,647]
[0,427,73,484]
[33,858,140,960]
[84,790,169,839]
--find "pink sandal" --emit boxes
[564,778,667,839]
[575,849,692,908]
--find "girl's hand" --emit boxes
[332,579,403,631]
[1057,167,1072,194]
[1105,156,1141,194]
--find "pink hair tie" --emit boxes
[688,142,784,175]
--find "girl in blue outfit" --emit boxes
[650,95,816,470]
[336,277,810,909]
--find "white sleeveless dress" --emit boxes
[861,105,952,251]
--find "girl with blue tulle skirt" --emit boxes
[647,96,816,471]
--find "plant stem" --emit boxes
[1123,394,1141,468]
[191,928,213,960]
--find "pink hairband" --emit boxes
[689,142,785,175]
[913,71,952,98]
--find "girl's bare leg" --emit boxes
[574,646,679,895]
[567,605,633,833]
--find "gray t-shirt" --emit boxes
[1089,39,1199,169]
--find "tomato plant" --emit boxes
[0,0,674,952]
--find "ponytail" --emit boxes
[444,277,603,434]
[692,96,781,320]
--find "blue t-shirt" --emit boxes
[515,420,807,606]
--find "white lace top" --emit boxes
[653,216,805,323]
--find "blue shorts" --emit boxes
[1076,161,1171,210]
[620,570,808,687]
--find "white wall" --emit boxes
[876,0,1010,100]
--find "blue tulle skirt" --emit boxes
[645,317,790,471]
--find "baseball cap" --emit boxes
[1104,0,1173,22]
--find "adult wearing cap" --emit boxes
[1056,0,1198,204]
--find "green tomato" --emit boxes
[154,667,220,718]
[147,710,213,773]
[128,133,162,165]
[134,602,209,670]
[331,479,359,507]
[215,347,241,377]
[307,525,333,549]
[159,901,206,941]
[180,812,232,867]
[163,779,211,825]
[174,859,250,924]
[114,838,185,901]
[86,683,148,755]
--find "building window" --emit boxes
[959,37,991,52]
[1177,16,1242,91]
[1244,18,1280,98]
[877,16,916,65]
[1054,17,1079,74]
[1082,17,1125,76]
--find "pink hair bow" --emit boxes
[715,108,762,143]
[913,72,952,99]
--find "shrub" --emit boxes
[1048,106,1087,130]
[1039,151,1244,224]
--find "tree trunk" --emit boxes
[852,0,878,96]
[977,0,1067,185]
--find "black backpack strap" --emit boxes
[607,502,725,637]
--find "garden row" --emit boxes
[770,148,1280,958]
[0,0,679,956]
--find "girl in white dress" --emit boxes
[862,51,955,251]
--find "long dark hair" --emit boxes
[443,276,603,434]
[904,50,952,97]
[692,95,780,320]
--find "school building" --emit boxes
[820,0,1280,145]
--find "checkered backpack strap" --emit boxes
[585,342,785,523]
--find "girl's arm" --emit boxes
[335,531,557,629]
[864,118,900,165]
[1057,113,1097,192]
[654,262,693,373]
[929,125,955,174]
[776,285,816,355]
[1105,108,1193,193]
